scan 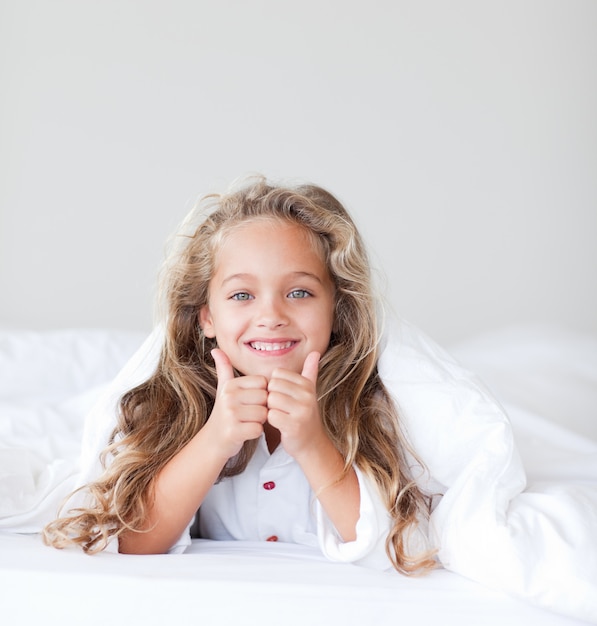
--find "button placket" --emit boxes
[257,446,294,543]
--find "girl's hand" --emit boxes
[266,352,325,460]
[268,351,360,542]
[204,348,268,461]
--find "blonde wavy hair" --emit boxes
[43,177,436,574]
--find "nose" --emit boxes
[256,296,288,329]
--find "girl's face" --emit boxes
[199,219,335,380]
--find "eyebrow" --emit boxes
[220,271,325,287]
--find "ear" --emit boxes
[198,306,216,338]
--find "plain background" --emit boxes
[1,0,595,345]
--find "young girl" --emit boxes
[43,177,436,574]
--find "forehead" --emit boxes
[214,218,327,269]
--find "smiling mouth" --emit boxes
[249,341,295,352]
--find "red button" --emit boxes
[263,481,276,490]
[266,535,278,542]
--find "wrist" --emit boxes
[195,423,237,469]
[294,433,348,494]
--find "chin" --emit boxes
[252,361,301,380]
[235,351,306,379]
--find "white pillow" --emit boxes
[0,329,146,403]
[448,324,597,442]
[0,329,146,530]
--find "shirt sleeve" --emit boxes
[315,466,394,569]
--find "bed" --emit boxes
[1,319,596,625]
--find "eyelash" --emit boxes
[288,289,311,299]
[231,292,253,301]
[230,289,312,301]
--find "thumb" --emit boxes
[211,348,235,389]
[301,351,320,385]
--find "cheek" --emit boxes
[210,309,246,341]
[314,310,334,346]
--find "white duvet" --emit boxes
[1,319,596,623]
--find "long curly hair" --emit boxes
[43,176,436,574]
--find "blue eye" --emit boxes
[231,292,253,301]
[288,289,310,299]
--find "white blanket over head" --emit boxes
[377,320,597,622]
[1,318,596,622]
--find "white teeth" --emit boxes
[250,341,293,351]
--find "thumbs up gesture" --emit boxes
[204,349,269,460]
[205,349,324,463]
[266,352,324,460]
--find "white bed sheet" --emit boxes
[0,534,589,626]
[1,323,596,625]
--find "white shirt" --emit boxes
[170,434,394,569]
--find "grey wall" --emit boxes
[1,0,595,344]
